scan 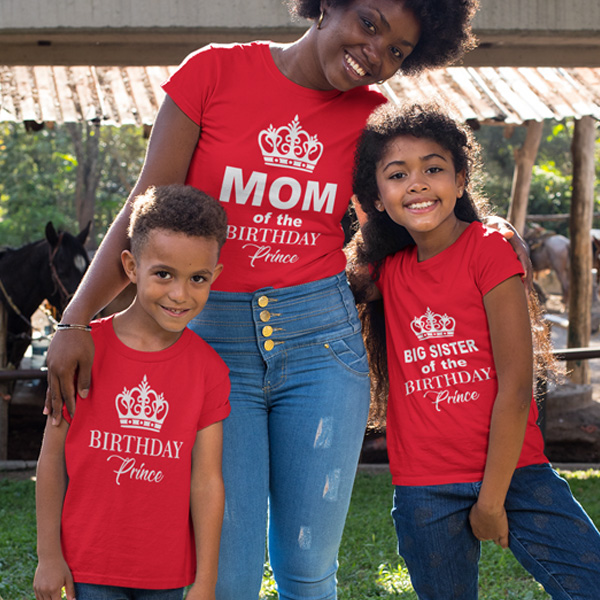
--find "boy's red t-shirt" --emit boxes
[162,41,385,292]
[61,317,230,588]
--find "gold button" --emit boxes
[262,325,273,337]
[258,295,269,308]
[264,339,275,351]
[260,310,271,322]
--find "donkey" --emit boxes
[0,221,91,367]
[525,225,570,304]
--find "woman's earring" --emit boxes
[375,200,385,212]
[317,12,324,29]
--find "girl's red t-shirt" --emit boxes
[376,223,548,486]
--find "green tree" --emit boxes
[0,122,147,249]
[0,123,78,246]
[474,118,600,237]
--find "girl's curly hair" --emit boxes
[353,102,486,267]
[347,103,557,428]
[287,0,479,75]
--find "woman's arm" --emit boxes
[346,260,382,304]
[186,421,225,600]
[484,216,533,290]
[33,419,75,600]
[468,275,533,548]
[46,96,201,422]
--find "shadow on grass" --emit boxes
[1,469,599,600]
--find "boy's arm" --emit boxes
[469,275,533,549]
[33,418,76,600]
[186,421,225,600]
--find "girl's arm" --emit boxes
[468,275,533,549]
[186,421,225,600]
[45,96,201,423]
[33,419,75,600]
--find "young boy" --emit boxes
[34,184,231,600]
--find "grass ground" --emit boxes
[1,468,599,600]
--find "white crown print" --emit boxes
[115,375,169,432]
[410,307,456,341]
[258,115,324,173]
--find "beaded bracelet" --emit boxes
[56,323,92,332]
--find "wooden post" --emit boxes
[0,303,8,460]
[567,116,597,383]
[506,120,544,235]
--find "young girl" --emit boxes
[348,102,600,600]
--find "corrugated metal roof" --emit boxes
[1,65,600,127]
[383,66,600,124]
[0,65,176,126]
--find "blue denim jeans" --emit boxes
[73,583,184,600]
[190,272,371,600]
[392,463,600,600]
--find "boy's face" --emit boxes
[122,229,223,337]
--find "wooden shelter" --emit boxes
[0,63,598,385]
[1,0,600,460]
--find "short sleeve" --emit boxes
[197,369,231,431]
[161,45,221,126]
[476,227,525,296]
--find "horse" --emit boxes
[0,221,91,368]
[525,225,570,304]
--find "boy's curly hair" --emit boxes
[287,0,479,75]
[128,184,228,257]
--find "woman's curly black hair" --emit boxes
[348,103,558,428]
[287,0,479,75]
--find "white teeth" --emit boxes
[165,307,186,314]
[345,53,366,77]
[409,200,435,210]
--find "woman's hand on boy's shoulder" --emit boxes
[45,328,95,425]
[33,556,76,600]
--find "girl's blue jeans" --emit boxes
[72,583,183,600]
[190,272,371,600]
[392,463,600,599]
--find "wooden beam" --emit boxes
[507,120,543,234]
[1,30,599,67]
[567,116,597,383]
[527,213,600,222]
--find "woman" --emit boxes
[46,2,483,598]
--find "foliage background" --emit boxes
[0,123,146,248]
[0,118,599,247]
[474,120,600,237]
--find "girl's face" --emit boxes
[313,0,421,91]
[374,135,466,239]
